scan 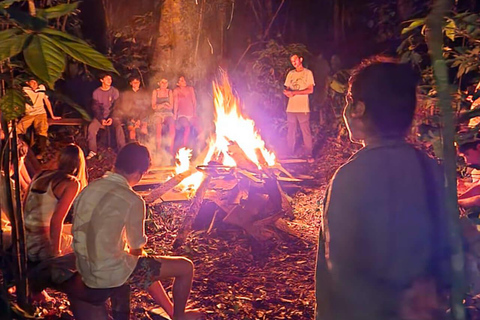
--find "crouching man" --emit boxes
[72,142,202,320]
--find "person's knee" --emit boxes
[177,257,194,276]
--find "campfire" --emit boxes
[143,76,302,247]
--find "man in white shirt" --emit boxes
[72,143,202,320]
[18,78,60,159]
[283,54,315,162]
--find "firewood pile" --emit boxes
[140,143,310,248]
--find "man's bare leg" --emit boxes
[148,281,174,317]
[153,256,197,320]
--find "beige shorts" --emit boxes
[17,113,48,137]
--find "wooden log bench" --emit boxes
[47,117,88,137]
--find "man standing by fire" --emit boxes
[283,54,315,163]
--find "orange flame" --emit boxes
[174,75,276,194]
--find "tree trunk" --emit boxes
[427,0,466,319]
[151,0,228,83]
[152,0,199,80]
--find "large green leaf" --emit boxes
[0,88,26,121]
[0,29,30,61]
[36,2,79,20]
[0,0,22,9]
[41,29,117,73]
[401,18,426,35]
[23,35,66,88]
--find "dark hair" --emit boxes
[348,56,419,137]
[58,144,84,176]
[115,142,151,175]
[459,140,480,153]
[129,76,140,83]
[98,73,112,80]
[290,53,303,59]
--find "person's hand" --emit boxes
[283,90,294,98]
[467,95,474,102]
[51,115,61,120]
[103,118,113,126]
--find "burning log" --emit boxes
[173,176,211,249]
[144,168,196,204]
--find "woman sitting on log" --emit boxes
[24,144,87,263]
[151,78,175,155]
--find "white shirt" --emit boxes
[72,172,147,288]
[284,68,315,113]
[23,85,48,116]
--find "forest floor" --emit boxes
[7,129,357,320]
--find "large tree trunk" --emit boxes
[152,0,229,83]
[152,0,199,80]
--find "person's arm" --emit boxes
[191,87,197,116]
[151,90,157,111]
[289,84,314,96]
[50,178,80,256]
[125,198,148,254]
[168,89,173,110]
[44,97,61,120]
[173,89,179,119]
[91,90,104,121]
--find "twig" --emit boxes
[263,0,286,39]
[194,0,206,62]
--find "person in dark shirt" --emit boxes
[316,57,451,320]
[117,76,150,142]
[86,74,125,160]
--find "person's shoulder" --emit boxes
[61,175,81,190]
[304,68,314,75]
[37,84,47,91]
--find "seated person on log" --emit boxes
[86,73,125,160]
[315,57,451,320]
[173,76,201,148]
[72,143,203,320]
[458,139,480,208]
[24,144,87,300]
[17,78,61,160]
[118,76,150,143]
[151,78,175,154]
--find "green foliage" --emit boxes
[0,88,26,121]
[109,12,157,81]
[0,1,116,120]
[36,2,78,20]
[23,35,67,87]
[0,2,117,88]
[399,11,480,153]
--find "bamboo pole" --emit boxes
[11,123,28,309]
[426,1,465,319]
